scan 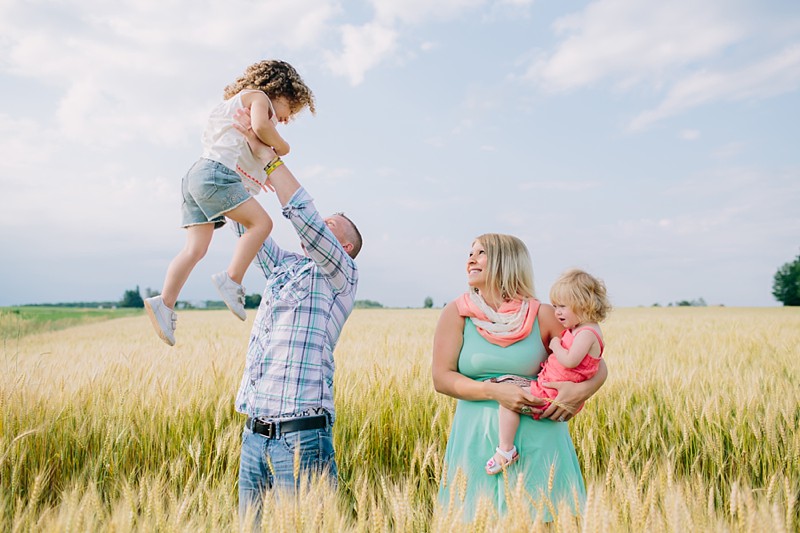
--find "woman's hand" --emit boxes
[489,382,547,415]
[537,380,588,422]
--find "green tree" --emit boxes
[120,286,144,308]
[773,253,800,306]
[423,296,434,308]
[245,293,262,309]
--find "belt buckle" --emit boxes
[251,417,278,439]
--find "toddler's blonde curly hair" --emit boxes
[223,60,316,117]
[550,269,611,323]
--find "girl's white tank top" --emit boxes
[200,89,277,195]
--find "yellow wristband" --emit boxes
[264,156,280,170]
[265,158,284,176]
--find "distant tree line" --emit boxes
[651,298,709,307]
[17,287,270,310]
[354,300,383,309]
[115,286,262,310]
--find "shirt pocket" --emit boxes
[269,265,312,306]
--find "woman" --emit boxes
[432,234,607,521]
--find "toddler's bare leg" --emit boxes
[498,405,521,452]
[223,198,273,284]
[161,224,214,308]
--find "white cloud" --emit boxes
[298,164,354,183]
[680,129,700,141]
[630,44,800,129]
[522,0,800,130]
[324,22,398,85]
[0,1,338,146]
[519,180,598,192]
[502,0,533,5]
[323,0,504,85]
[0,113,55,173]
[368,0,485,25]
[497,210,530,227]
[712,141,746,159]
[424,136,446,148]
[527,0,744,91]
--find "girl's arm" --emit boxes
[549,331,597,368]
[535,303,607,420]
[432,302,546,411]
[244,92,290,156]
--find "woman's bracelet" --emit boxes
[264,156,283,176]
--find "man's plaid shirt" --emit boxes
[233,187,358,423]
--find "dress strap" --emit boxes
[237,89,277,121]
[572,326,604,356]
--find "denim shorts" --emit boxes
[181,158,251,228]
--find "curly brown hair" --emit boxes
[223,60,316,116]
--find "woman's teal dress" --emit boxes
[438,317,586,521]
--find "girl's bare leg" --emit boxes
[498,405,521,452]
[223,198,273,283]
[161,224,214,308]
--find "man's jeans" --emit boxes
[238,424,337,523]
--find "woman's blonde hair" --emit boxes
[549,269,611,323]
[474,234,536,300]
[223,60,316,116]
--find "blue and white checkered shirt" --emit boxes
[233,187,358,423]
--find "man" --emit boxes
[231,112,362,522]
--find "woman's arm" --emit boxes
[537,303,565,349]
[535,302,607,421]
[432,302,546,411]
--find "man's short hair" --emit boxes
[334,212,362,259]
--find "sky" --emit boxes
[1,0,799,308]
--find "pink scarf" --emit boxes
[455,291,540,347]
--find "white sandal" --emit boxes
[485,445,519,475]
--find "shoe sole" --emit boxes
[144,299,175,346]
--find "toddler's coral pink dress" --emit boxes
[530,326,603,417]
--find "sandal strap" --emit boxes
[495,446,517,462]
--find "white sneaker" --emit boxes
[144,296,177,346]
[211,271,247,321]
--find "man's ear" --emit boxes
[342,242,354,254]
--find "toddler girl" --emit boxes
[145,60,315,346]
[485,268,611,475]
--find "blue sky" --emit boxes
[1,0,798,308]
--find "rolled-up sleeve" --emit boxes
[282,188,357,293]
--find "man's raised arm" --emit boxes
[232,109,299,207]
[232,109,357,292]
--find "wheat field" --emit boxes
[2,307,799,532]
